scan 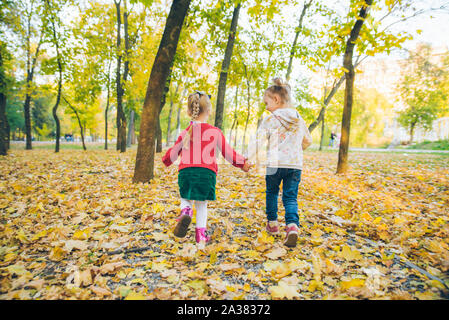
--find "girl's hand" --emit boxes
[242,162,253,172]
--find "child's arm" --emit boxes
[216,129,246,169]
[162,130,187,167]
[300,118,312,150]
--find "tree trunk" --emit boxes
[234,121,239,149]
[82,122,87,150]
[0,45,8,156]
[5,116,10,150]
[105,105,108,149]
[0,100,7,156]
[174,85,188,139]
[166,101,174,146]
[132,126,137,144]
[115,0,127,153]
[229,87,238,143]
[337,0,373,174]
[166,82,180,146]
[133,0,191,183]
[243,67,251,154]
[23,9,43,151]
[286,0,312,81]
[155,98,165,153]
[229,116,236,144]
[63,96,86,151]
[121,0,131,151]
[115,0,122,151]
[156,114,162,153]
[175,104,182,134]
[319,110,325,151]
[214,3,241,130]
[46,0,62,153]
[52,69,62,154]
[308,75,345,133]
[409,122,416,145]
[105,60,112,150]
[24,96,32,150]
[127,109,135,147]
[156,64,173,152]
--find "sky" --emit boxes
[385,0,449,57]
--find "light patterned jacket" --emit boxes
[247,107,312,170]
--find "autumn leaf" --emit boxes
[100,262,127,275]
[72,228,91,240]
[206,278,228,294]
[152,232,170,242]
[25,279,45,291]
[311,251,322,281]
[219,263,241,272]
[340,278,365,290]
[325,259,344,276]
[264,246,287,260]
[63,240,89,252]
[269,281,300,299]
[338,245,362,261]
[91,286,112,297]
[124,290,147,300]
[49,247,65,261]
[79,269,93,287]
[4,264,29,277]
[308,279,324,293]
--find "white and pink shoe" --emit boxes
[284,223,299,247]
[195,227,210,249]
[266,221,280,235]
[173,207,193,238]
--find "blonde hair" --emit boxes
[183,92,211,149]
[265,77,292,105]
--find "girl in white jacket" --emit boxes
[247,78,312,247]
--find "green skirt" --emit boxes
[178,167,217,201]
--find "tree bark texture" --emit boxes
[133,0,191,183]
[214,3,241,130]
[337,0,373,174]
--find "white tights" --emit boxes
[181,198,208,229]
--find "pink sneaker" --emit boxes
[195,228,210,248]
[284,223,299,247]
[173,207,193,238]
[266,221,280,235]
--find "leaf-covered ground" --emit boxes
[1,149,448,300]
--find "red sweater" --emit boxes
[162,122,246,174]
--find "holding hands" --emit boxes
[242,160,254,172]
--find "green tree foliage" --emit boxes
[2,0,447,162]
[397,44,449,143]
[31,89,55,139]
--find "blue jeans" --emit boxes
[265,168,302,226]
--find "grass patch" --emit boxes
[407,139,449,150]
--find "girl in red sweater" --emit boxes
[162,91,250,248]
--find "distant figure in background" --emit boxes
[64,134,73,142]
[329,132,336,147]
